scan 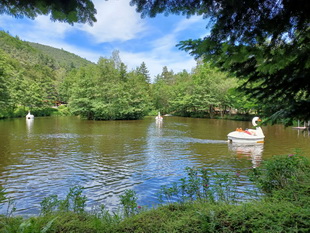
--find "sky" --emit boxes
[0,0,208,81]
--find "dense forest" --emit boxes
[0,30,258,120]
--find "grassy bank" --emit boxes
[0,154,309,232]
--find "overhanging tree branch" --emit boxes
[0,0,97,25]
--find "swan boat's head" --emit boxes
[252,117,261,127]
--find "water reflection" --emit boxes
[26,119,34,134]
[155,119,163,128]
[294,128,310,137]
[228,143,264,168]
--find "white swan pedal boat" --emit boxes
[155,112,163,122]
[227,117,265,143]
[26,111,34,120]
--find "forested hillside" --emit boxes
[0,31,92,70]
[28,42,93,70]
[0,31,155,120]
[0,30,93,118]
[0,33,36,62]
[0,30,256,121]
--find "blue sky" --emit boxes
[0,0,208,81]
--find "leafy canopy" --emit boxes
[0,0,97,25]
[130,0,310,124]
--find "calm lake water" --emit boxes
[0,116,309,215]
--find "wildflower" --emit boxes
[137,206,141,209]
[204,184,208,187]
[288,154,294,157]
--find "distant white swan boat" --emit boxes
[227,117,265,143]
[26,111,34,120]
[155,112,163,122]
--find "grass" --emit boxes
[0,154,309,232]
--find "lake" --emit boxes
[0,116,309,215]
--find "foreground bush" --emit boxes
[116,200,309,232]
[249,154,310,205]
[0,154,309,232]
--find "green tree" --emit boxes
[69,56,150,120]
[168,70,194,116]
[150,66,176,113]
[228,88,259,115]
[136,62,151,83]
[69,65,98,119]
[158,66,175,85]
[0,51,13,116]
[0,0,97,25]
[169,63,236,118]
[130,0,310,124]
[152,76,173,113]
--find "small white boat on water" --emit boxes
[155,112,163,122]
[26,111,34,120]
[227,117,265,143]
[292,120,308,130]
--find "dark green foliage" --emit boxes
[249,154,310,203]
[131,0,310,124]
[0,0,97,25]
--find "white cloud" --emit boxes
[0,14,73,46]
[1,0,146,44]
[32,15,73,37]
[0,0,204,80]
[119,46,196,81]
[151,34,177,54]
[78,0,147,43]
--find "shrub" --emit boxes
[51,104,71,116]
[248,154,310,202]
[157,167,241,205]
[40,186,86,215]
